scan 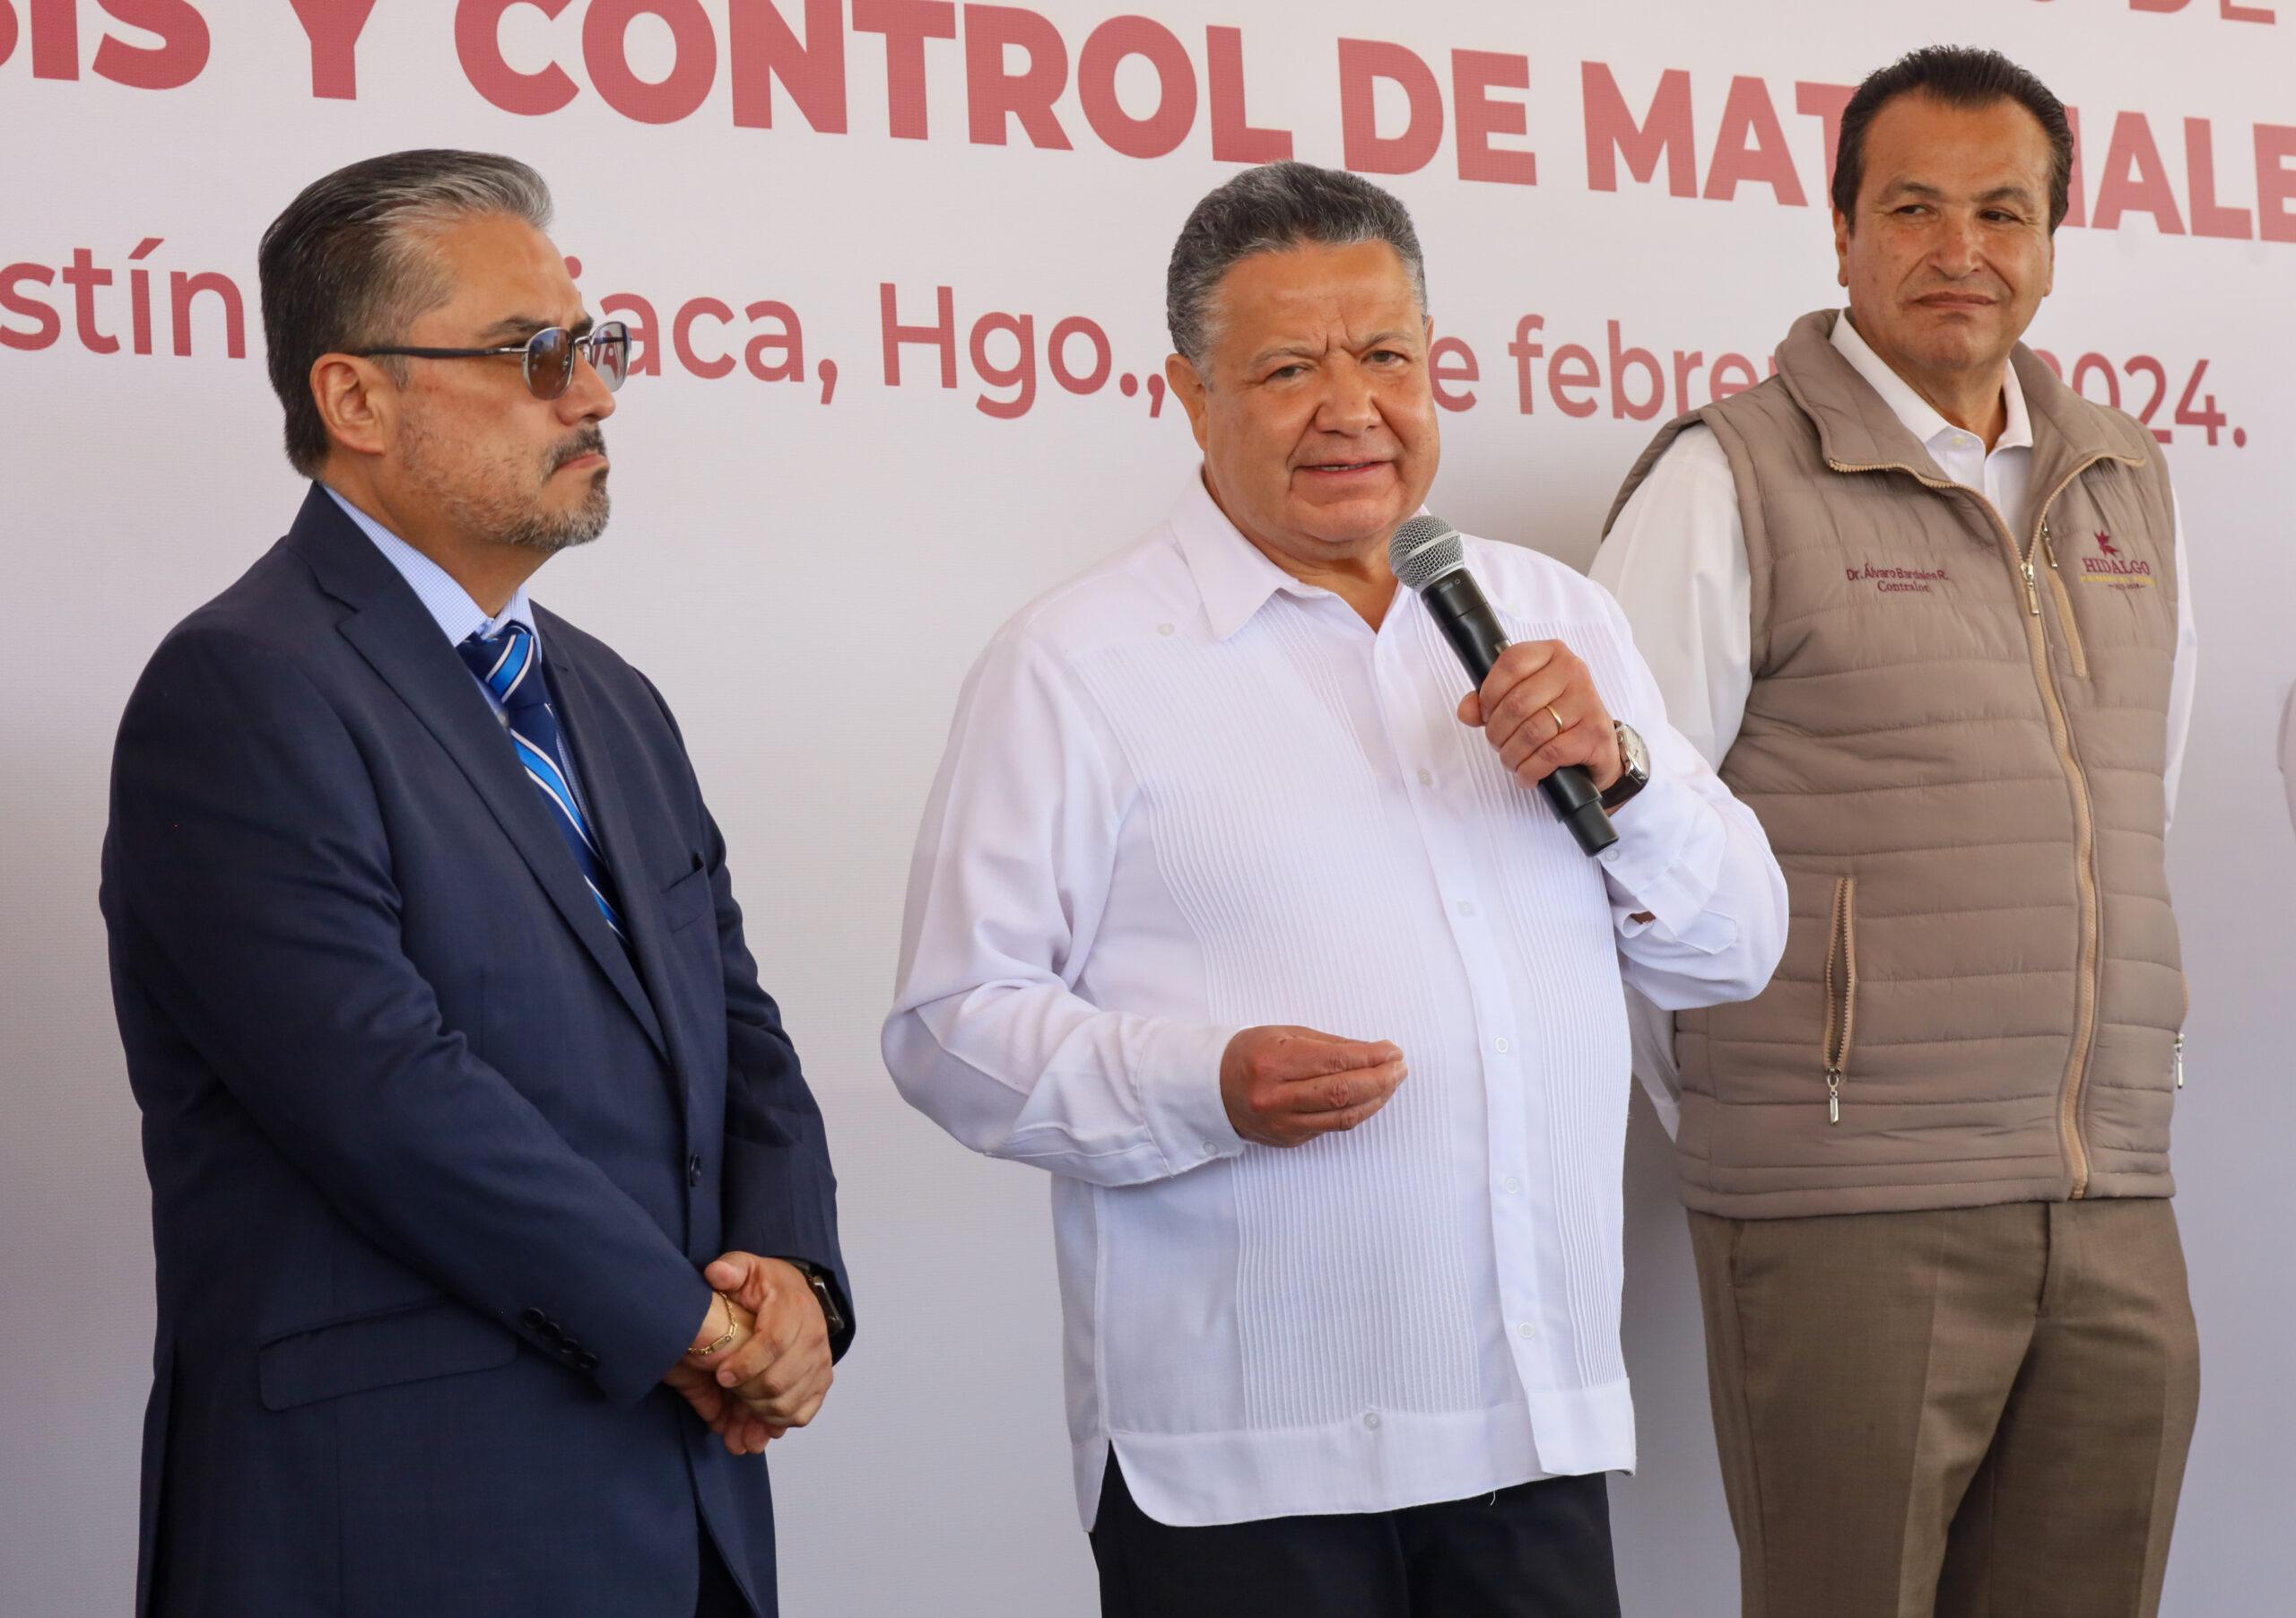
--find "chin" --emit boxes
[1299,496,1405,536]
[1909,326,1987,369]
[508,495,612,554]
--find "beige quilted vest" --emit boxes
[1604,309,2185,1218]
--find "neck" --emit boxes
[323,465,543,619]
[1905,365,2009,451]
[1203,470,1397,629]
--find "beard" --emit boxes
[400,417,613,555]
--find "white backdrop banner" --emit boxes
[4,4,2292,1614]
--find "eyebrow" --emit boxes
[1883,181,2039,207]
[1245,330,1421,368]
[476,313,594,343]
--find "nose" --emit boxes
[559,347,618,424]
[1929,211,1984,277]
[1313,353,1379,434]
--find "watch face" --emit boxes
[1619,722,1649,779]
[1603,722,1650,811]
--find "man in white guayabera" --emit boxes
[1593,46,2202,1618]
[883,161,1787,1618]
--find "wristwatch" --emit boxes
[786,1259,848,1339]
[1600,722,1651,813]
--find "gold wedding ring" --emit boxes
[1545,704,1568,739]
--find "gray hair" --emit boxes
[1165,161,1427,370]
[259,150,554,476]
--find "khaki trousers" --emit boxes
[1686,1200,2200,1618]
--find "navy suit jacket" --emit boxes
[100,486,851,1617]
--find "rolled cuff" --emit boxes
[1596,772,1726,941]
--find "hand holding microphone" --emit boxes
[1390,516,1623,855]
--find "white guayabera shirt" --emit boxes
[883,474,1787,1529]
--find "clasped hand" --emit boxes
[661,1251,834,1457]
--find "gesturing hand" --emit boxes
[1457,639,1622,794]
[1220,1025,1408,1149]
[700,1252,835,1440]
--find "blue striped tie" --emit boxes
[457,622,626,942]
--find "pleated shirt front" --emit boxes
[885,474,1787,1527]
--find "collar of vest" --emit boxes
[1772,309,2151,505]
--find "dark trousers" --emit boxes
[1090,1453,1622,1618]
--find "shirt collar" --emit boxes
[321,483,537,649]
[1831,309,2032,456]
[1169,470,1347,640]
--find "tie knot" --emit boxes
[457,622,547,711]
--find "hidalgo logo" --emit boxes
[2081,530,2153,587]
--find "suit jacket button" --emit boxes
[519,1308,548,1331]
[570,1350,598,1372]
[688,1153,703,1187]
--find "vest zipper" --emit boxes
[1824,452,2134,1197]
[2175,975,2188,1089]
[1822,876,1858,1125]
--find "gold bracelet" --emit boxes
[690,1291,737,1358]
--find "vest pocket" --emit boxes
[1822,876,1859,1124]
[2040,551,2092,678]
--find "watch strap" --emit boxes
[787,1260,848,1338]
[1599,722,1651,813]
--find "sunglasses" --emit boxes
[351,321,631,400]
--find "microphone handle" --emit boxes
[1422,570,1619,856]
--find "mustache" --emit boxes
[551,428,607,470]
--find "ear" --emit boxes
[310,352,397,462]
[1831,208,1852,289]
[1165,353,1212,454]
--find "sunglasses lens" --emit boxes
[527,327,575,399]
[592,324,630,394]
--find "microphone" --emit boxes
[1390,514,1618,857]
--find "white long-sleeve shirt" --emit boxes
[884,473,1787,1529]
[1592,312,2197,1131]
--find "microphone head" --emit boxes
[1389,514,1465,591]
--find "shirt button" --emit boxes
[1517,1322,1538,1341]
[1157,623,1176,637]
[1494,1037,1510,1054]
[1456,900,1475,918]
[1363,1412,1381,1431]
[1416,768,1434,787]
[1503,1176,1522,1195]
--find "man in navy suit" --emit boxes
[100,150,851,1617]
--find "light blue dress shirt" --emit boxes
[322,483,594,816]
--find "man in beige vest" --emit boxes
[1592,47,2200,1618]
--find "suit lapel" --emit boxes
[541,625,699,1096]
[288,488,669,1061]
